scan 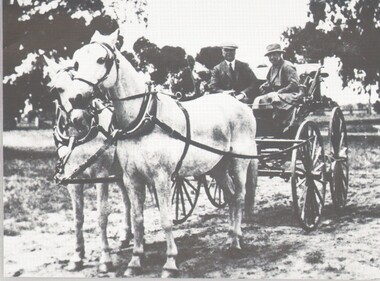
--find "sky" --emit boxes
[15,0,375,105]
[121,0,309,66]
[117,0,375,105]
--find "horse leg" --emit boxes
[244,159,258,221]
[117,180,133,249]
[123,174,146,277]
[155,176,179,278]
[210,163,235,232]
[96,183,114,273]
[67,184,85,271]
[228,160,249,251]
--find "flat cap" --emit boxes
[220,42,238,49]
[265,43,284,56]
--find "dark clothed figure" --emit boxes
[254,43,302,132]
[209,43,259,104]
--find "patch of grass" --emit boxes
[4,227,20,237]
[304,250,324,264]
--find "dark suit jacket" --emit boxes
[209,60,259,103]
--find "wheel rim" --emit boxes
[203,175,227,208]
[329,107,349,211]
[291,121,326,231]
[171,177,201,224]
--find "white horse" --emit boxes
[45,58,133,272]
[59,30,258,277]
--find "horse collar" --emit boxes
[115,92,158,139]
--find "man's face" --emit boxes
[267,52,282,66]
[222,48,236,62]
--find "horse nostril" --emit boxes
[72,117,84,129]
[69,94,84,108]
[75,94,83,101]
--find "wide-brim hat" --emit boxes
[265,43,284,56]
[220,42,238,49]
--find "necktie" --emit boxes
[229,63,236,86]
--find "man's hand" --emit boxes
[259,83,271,95]
[234,92,247,101]
[221,90,236,96]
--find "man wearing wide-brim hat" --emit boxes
[253,43,302,133]
[209,42,259,104]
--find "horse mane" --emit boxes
[114,49,147,94]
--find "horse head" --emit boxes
[71,30,120,96]
[44,56,98,142]
[71,30,147,106]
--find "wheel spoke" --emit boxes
[311,188,320,217]
[179,182,187,216]
[183,178,198,192]
[175,182,180,220]
[311,180,323,205]
[213,181,218,199]
[312,146,322,167]
[311,135,318,160]
[295,167,307,177]
[171,181,177,203]
[297,177,307,190]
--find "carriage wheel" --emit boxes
[171,177,201,225]
[291,120,326,232]
[202,175,227,208]
[329,107,349,212]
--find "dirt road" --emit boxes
[3,134,380,278]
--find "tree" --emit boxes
[373,100,380,115]
[282,0,380,105]
[3,0,147,129]
[133,37,196,95]
[195,46,223,70]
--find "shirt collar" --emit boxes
[225,60,236,70]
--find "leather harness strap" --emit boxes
[171,101,191,181]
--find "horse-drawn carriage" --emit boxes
[168,63,348,232]
[50,32,349,276]
[54,61,348,232]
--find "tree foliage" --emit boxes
[282,0,380,93]
[373,100,380,115]
[3,0,146,129]
[133,37,195,94]
[195,46,223,69]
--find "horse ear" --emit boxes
[108,29,119,47]
[43,55,61,80]
[90,30,102,43]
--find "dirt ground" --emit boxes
[3,132,380,279]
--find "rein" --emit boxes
[149,114,309,161]
[105,92,308,161]
[58,42,313,186]
[55,130,119,185]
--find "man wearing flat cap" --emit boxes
[254,43,302,132]
[209,42,259,104]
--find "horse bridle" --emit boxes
[51,67,104,147]
[73,42,119,101]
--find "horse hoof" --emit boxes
[161,269,180,278]
[98,262,114,273]
[67,260,83,271]
[123,267,142,277]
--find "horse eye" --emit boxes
[74,62,79,71]
[97,57,106,64]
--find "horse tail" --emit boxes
[245,158,258,220]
